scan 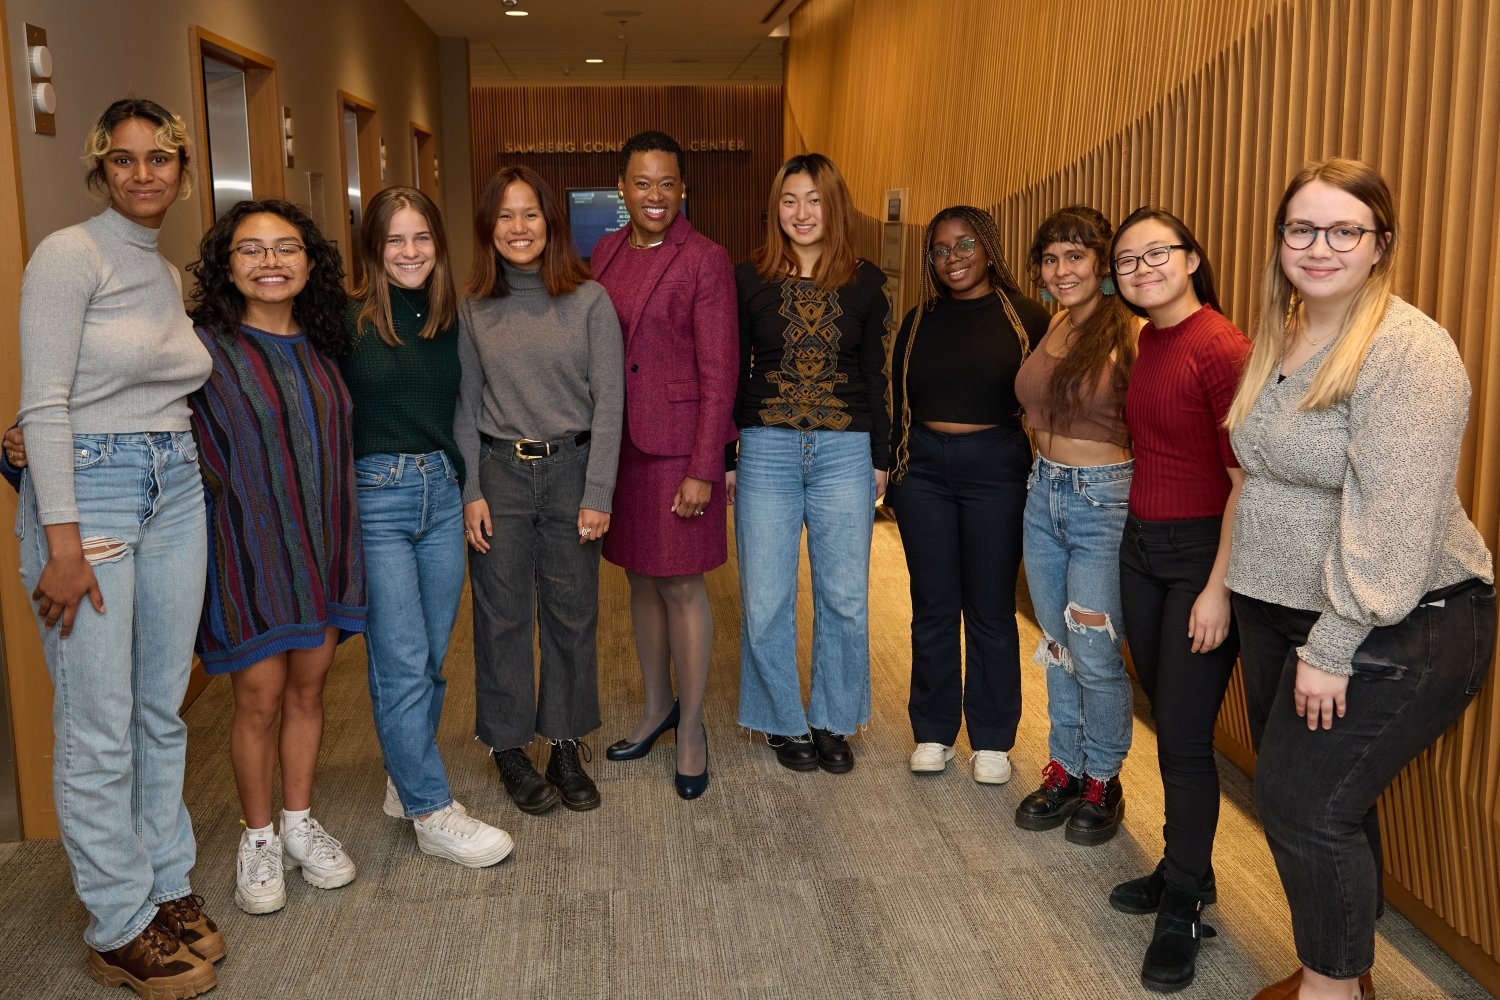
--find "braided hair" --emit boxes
[890,205,1032,484]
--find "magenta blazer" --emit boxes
[591,213,739,482]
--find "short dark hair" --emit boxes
[187,199,349,357]
[618,131,684,179]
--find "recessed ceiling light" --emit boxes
[504,9,529,15]
[585,58,604,64]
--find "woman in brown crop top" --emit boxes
[1013,206,1140,846]
[886,205,1050,784]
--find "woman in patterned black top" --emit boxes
[729,153,887,775]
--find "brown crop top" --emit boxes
[1014,329,1130,448]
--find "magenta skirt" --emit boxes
[603,433,727,576]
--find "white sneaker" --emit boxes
[382,778,404,818]
[282,817,357,889]
[413,805,513,868]
[235,829,286,914]
[910,742,956,773]
[971,749,1013,785]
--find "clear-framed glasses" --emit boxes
[1113,243,1189,274]
[929,237,977,261]
[1277,223,1375,253]
[233,242,306,264]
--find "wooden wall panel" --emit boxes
[469,86,781,265]
[786,0,1500,990]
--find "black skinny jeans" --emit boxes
[890,423,1030,751]
[1118,514,1239,893]
[1234,585,1496,979]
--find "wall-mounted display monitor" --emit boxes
[565,188,686,259]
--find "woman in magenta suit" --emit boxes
[594,131,738,799]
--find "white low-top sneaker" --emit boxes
[382,778,404,819]
[971,749,1013,785]
[414,805,513,868]
[282,817,357,889]
[910,742,956,773]
[235,829,286,914]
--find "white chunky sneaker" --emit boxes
[235,829,286,914]
[383,778,404,819]
[971,749,1013,785]
[910,742,956,773]
[282,817,357,889]
[413,805,513,869]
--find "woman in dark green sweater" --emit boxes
[341,186,513,868]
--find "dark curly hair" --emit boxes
[188,199,349,357]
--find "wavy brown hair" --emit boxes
[467,165,590,299]
[353,186,458,347]
[750,153,858,289]
[188,199,348,356]
[1026,206,1136,430]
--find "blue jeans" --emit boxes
[16,433,206,951]
[1022,456,1134,779]
[891,423,1029,750]
[1235,586,1496,979]
[355,452,465,818]
[734,426,874,736]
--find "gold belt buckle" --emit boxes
[514,438,550,461]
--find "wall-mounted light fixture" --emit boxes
[282,106,295,168]
[379,139,388,182]
[25,24,55,136]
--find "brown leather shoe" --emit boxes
[88,920,217,999]
[1253,966,1375,999]
[153,893,226,963]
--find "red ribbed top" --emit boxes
[1124,305,1249,520]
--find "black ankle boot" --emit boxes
[1064,774,1124,844]
[1014,760,1082,831]
[496,747,560,815]
[1110,860,1218,914]
[1140,880,1215,993]
[546,739,601,811]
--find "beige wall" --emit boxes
[783,0,1500,991]
[0,0,457,838]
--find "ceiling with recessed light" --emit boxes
[402,0,803,85]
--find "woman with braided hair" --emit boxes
[886,205,1050,781]
[1013,206,1140,843]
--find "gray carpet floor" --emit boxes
[0,514,1491,999]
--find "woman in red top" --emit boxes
[1106,207,1249,994]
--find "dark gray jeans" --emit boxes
[1234,584,1496,979]
[470,437,602,750]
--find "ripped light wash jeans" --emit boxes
[1021,455,1133,779]
[16,432,207,951]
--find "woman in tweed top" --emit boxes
[1226,157,1494,1000]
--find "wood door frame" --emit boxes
[411,121,437,199]
[336,91,380,288]
[187,26,285,229]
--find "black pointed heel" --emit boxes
[606,701,680,761]
[675,726,709,800]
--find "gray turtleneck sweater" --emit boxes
[19,208,212,524]
[454,263,624,512]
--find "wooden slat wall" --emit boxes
[469,86,781,264]
[785,0,1500,991]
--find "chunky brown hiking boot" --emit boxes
[87,920,216,999]
[153,894,226,963]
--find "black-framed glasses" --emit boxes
[929,237,977,261]
[1113,244,1189,274]
[1277,223,1375,253]
[233,242,306,263]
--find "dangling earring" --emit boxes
[1100,276,1117,296]
[1040,288,1054,303]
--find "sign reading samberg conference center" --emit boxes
[499,138,749,154]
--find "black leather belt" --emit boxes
[481,431,590,461]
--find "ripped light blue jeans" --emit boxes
[1021,455,1133,780]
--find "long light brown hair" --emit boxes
[467,165,590,299]
[750,153,858,289]
[1226,157,1397,428]
[353,186,458,347]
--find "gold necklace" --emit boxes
[629,236,665,249]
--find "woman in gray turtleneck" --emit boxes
[454,165,623,817]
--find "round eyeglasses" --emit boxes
[929,237,977,261]
[1112,244,1189,275]
[1277,223,1375,253]
[234,243,306,264]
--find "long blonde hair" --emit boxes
[1226,158,1397,429]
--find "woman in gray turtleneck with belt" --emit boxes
[454,165,623,817]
